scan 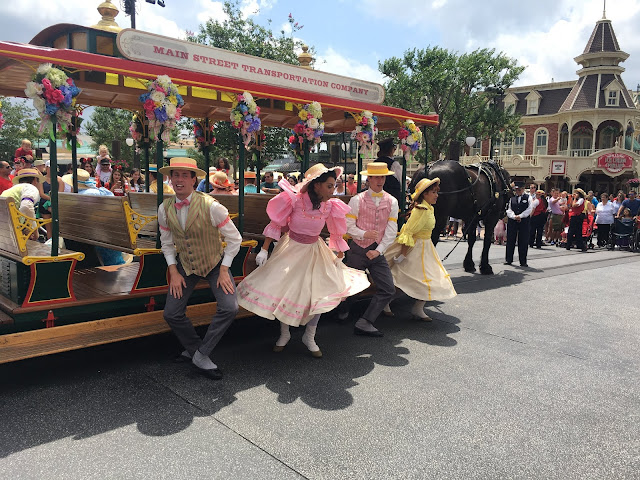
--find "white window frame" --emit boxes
[513,131,525,155]
[525,91,542,115]
[534,128,548,155]
[470,138,482,156]
[607,90,619,106]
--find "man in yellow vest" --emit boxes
[158,158,242,380]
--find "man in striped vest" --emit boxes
[158,158,242,380]
[341,162,399,337]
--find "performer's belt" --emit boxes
[289,230,318,244]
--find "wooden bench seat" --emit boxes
[0,197,84,308]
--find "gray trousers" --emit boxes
[344,241,396,324]
[163,261,238,357]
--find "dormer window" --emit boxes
[603,79,623,107]
[503,92,518,113]
[525,91,542,115]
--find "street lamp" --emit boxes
[465,136,476,156]
[123,0,166,29]
[125,137,134,147]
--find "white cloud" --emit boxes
[315,47,385,85]
[195,0,227,25]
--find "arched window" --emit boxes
[534,128,548,155]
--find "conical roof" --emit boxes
[582,19,621,54]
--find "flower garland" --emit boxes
[193,119,216,152]
[397,119,423,157]
[139,75,184,143]
[0,99,4,130]
[64,114,84,150]
[350,110,378,155]
[25,63,81,141]
[230,91,261,145]
[573,126,593,135]
[289,102,325,157]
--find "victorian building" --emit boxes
[462,14,640,193]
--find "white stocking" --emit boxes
[275,322,291,347]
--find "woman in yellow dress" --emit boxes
[385,177,457,320]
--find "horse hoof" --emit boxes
[464,266,476,273]
[480,266,494,275]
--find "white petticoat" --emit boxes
[237,233,370,326]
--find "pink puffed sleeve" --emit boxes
[262,179,298,239]
[326,198,350,252]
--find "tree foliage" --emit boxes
[84,107,136,164]
[0,97,48,161]
[185,0,310,167]
[379,47,525,162]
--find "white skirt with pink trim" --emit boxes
[237,233,370,327]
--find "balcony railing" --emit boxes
[556,149,593,157]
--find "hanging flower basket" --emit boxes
[350,110,378,156]
[230,91,261,146]
[25,63,82,141]
[289,102,324,159]
[64,113,84,150]
[627,178,640,187]
[572,126,593,135]
[193,119,216,152]
[398,119,423,159]
[129,112,146,145]
[139,75,184,143]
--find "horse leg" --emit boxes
[432,213,448,247]
[463,222,477,273]
[480,215,497,275]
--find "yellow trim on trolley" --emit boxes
[22,252,85,266]
[7,202,51,253]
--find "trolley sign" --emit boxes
[597,152,633,174]
[116,29,385,104]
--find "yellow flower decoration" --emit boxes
[298,110,308,120]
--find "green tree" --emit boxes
[0,97,47,161]
[84,107,136,165]
[185,0,311,169]
[379,47,525,162]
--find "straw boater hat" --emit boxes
[211,171,233,189]
[158,157,206,178]
[61,169,91,190]
[299,164,343,193]
[12,168,44,185]
[574,188,586,197]
[536,189,546,195]
[360,162,395,177]
[411,177,440,201]
[33,159,45,167]
[244,171,257,179]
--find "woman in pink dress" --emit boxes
[237,165,369,358]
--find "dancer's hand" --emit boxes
[363,230,378,240]
[168,266,187,299]
[366,250,380,260]
[394,254,406,264]
[256,248,268,266]
[217,266,235,295]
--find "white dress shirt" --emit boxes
[158,192,242,269]
[346,189,399,254]
[506,195,534,220]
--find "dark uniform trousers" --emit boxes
[163,260,238,357]
[343,241,396,324]
[529,213,547,248]
[506,218,531,265]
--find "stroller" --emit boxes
[582,213,596,249]
[608,218,637,251]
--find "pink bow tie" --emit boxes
[175,198,190,210]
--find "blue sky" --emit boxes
[2,0,640,90]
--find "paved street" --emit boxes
[1,240,639,479]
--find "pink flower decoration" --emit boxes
[144,99,155,111]
[41,78,52,90]
[255,106,261,115]
[361,117,368,125]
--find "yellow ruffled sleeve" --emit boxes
[396,203,433,247]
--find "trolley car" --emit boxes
[0,12,438,363]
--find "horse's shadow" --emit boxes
[0,309,460,458]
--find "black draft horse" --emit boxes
[409,160,512,274]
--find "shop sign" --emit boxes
[551,160,566,175]
[596,152,633,174]
[116,29,385,104]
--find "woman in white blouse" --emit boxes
[595,193,616,247]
